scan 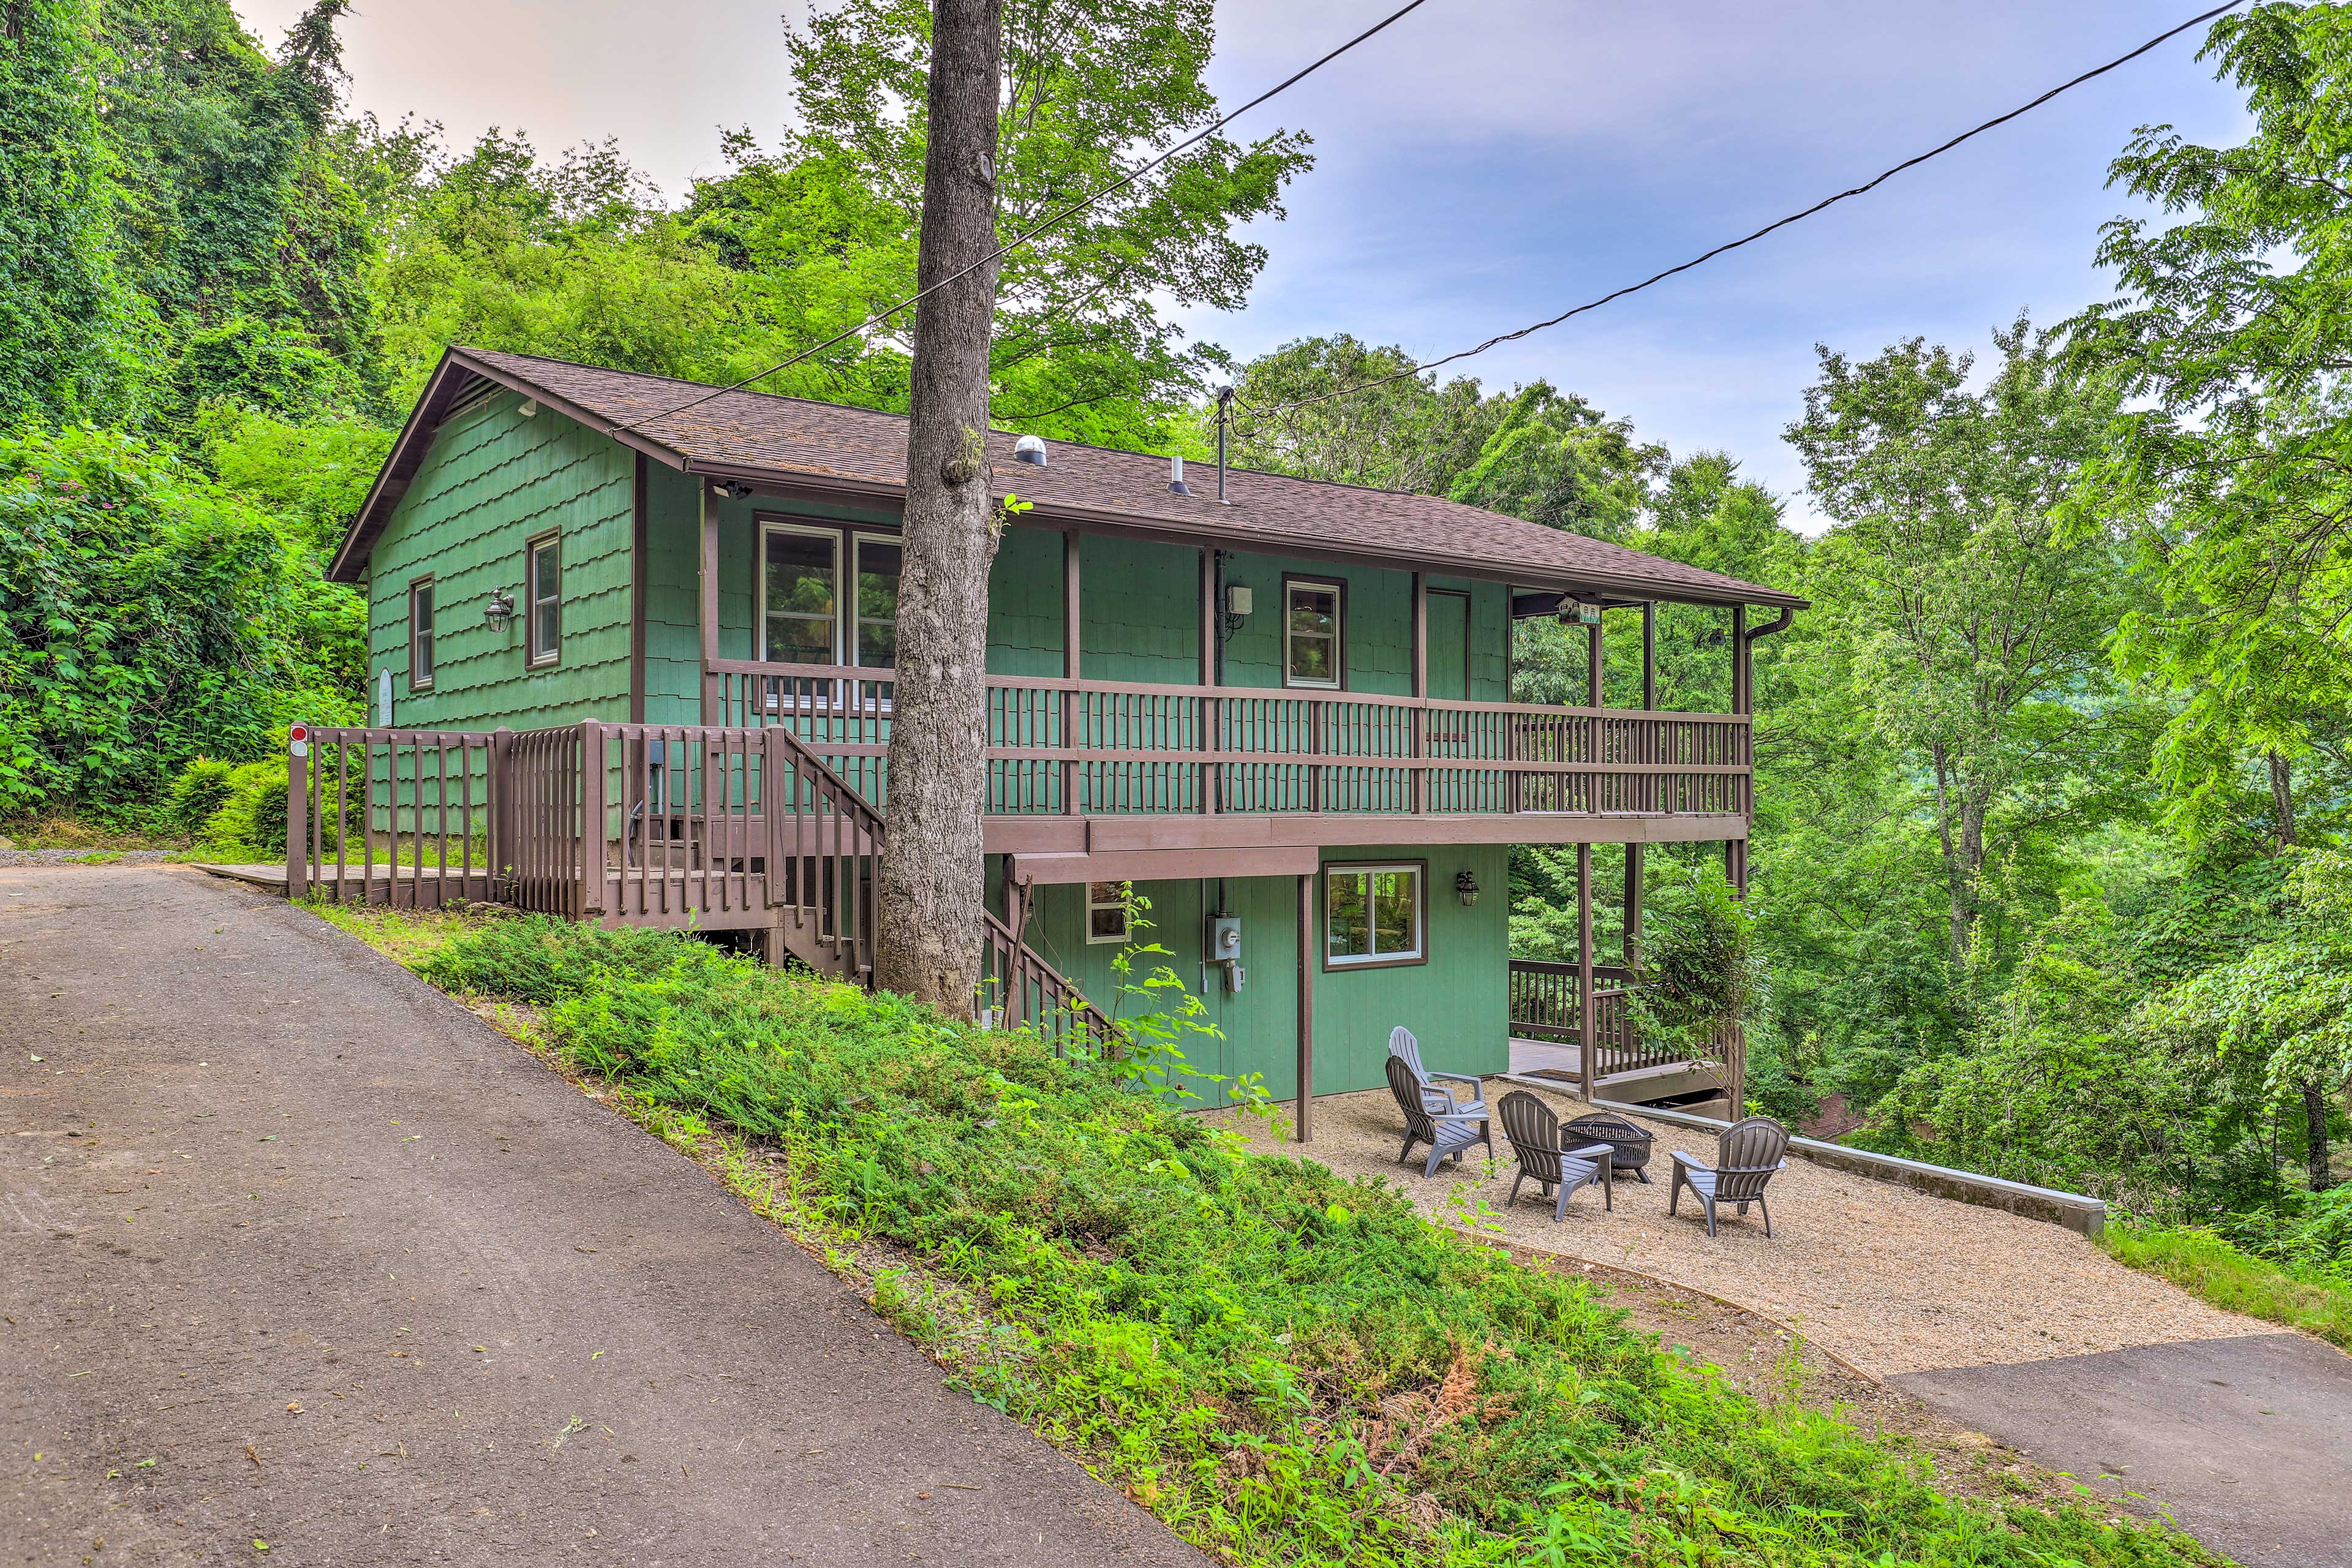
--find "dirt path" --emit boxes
[1,865,1200,1568]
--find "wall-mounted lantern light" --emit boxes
[484,587,515,633]
[1455,869,1479,907]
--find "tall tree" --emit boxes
[2066,1,2352,850]
[1224,335,1503,494]
[687,0,1310,451]
[1787,317,2139,982]
[876,0,1005,1012]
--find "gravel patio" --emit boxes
[1205,1080,2262,1378]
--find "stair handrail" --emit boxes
[760,723,1120,1050]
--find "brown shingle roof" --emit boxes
[334,348,1805,609]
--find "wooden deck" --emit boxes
[1506,1036,1728,1106]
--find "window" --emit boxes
[408,579,435,690]
[854,535,901,667]
[1285,579,1343,688]
[760,523,902,668]
[762,526,839,665]
[526,532,561,666]
[1325,862,1423,968]
[1086,881,1132,944]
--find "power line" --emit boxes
[613,0,1438,436]
[1243,0,2248,422]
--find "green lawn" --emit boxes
[317,905,2226,1568]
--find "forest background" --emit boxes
[7,0,2352,1287]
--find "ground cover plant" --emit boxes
[364,908,2220,1567]
[2105,1222,2352,1352]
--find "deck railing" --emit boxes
[1508,957,1743,1088]
[286,722,1116,1054]
[707,660,1751,819]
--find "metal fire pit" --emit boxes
[1561,1113,1655,1183]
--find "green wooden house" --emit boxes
[317,348,1804,1118]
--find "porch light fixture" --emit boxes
[483,587,515,632]
[1455,869,1479,907]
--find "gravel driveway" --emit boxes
[1209,1083,2262,1379]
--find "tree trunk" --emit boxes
[875,0,1003,1014]
[2269,751,2296,847]
[1929,742,1969,974]
[2304,1080,2332,1193]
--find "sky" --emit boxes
[231,0,2253,530]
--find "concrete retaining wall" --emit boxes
[1586,1096,2108,1240]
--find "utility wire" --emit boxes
[613,0,1438,435]
[1244,0,2248,421]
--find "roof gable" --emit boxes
[333,347,1806,611]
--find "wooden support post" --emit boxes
[1642,601,1656,712]
[1624,842,1643,971]
[1199,548,1218,815]
[1410,571,1428,816]
[285,741,308,901]
[1295,870,1315,1142]
[1062,530,1081,816]
[699,485,722,725]
[1731,602,1747,717]
[578,721,606,921]
[1577,841,1596,1100]
[488,727,516,891]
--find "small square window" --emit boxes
[409,579,435,690]
[1086,881,1132,944]
[527,533,561,666]
[1285,580,1343,688]
[1325,862,1423,967]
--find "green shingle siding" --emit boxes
[1005,843,1510,1109]
[366,391,633,730]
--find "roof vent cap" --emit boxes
[1169,454,1193,496]
[1014,434,1048,467]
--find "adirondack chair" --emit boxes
[1496,1090,1613,1220]
[1386,1054,1491,1177]
[1387,1026,1488,1119]
[1668,1116,1792,1237]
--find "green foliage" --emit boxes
[2066,2,2352,843]
[1226,336,1504,494]
[0,424,363,813]
[2106,1221,2352,1349]
[1629,858,1760,1055]
[166,755,236,830]
[200,405,392,555]
[400,913,2219,1567]
[0,0,157,426]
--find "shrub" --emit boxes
[167,756,237,831]
[2107,1222,2352,1350]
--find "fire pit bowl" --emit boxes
[1560,1113,1655,1183]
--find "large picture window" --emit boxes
[526,532,561,666]
[1285,578,1343,688]
[408,578,435,690]
[1325,861,1424,968]
[760,524,903,668]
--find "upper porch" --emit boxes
[664,502,1773,870]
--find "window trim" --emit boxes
[757,521,846,666]
[1283,575,1346,690]
[407,576,436,692]
[850,530,902,671]
[1322,859,1428,971]
[1084,881,1133,946]
[525,530,562,668]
